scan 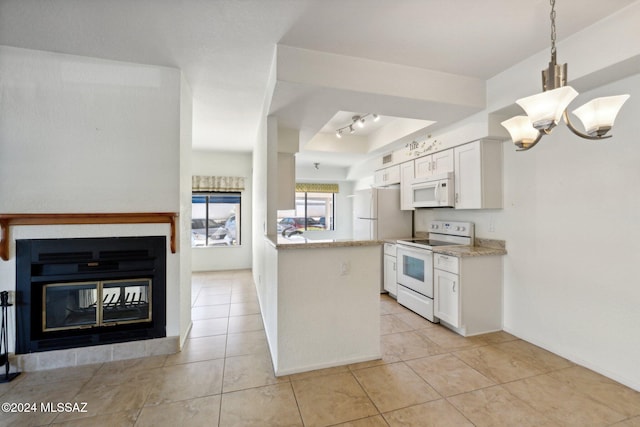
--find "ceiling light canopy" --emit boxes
[501,0,629,151]
[335,113,380,138]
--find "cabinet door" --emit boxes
[385,165,401,185]
[384,255,397,295]
[374,165,400,186]
[414,155,433,178]
[434,268,460,327]
[432,149,454,175]
[400,161,415,211]
[374,169,386,187]
[454,141,482,209]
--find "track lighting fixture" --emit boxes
[335,113,380,138]
[501,0,629,151]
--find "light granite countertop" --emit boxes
[388,236,507,258]
[433,238,507,257]
[265,235,384,250]
[433,245,507,257]
[265,235,505,255]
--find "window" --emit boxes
[277,191,335,232]
[191,192,241,247]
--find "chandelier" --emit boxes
[501,0,629,151]
[335,113,380,138]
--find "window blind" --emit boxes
[192,176,245,192]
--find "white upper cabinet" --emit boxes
[399,161,415,211]
[414,149,454,178]
[453,140,503,209]
[432,149,455,176]
[374,164,401,187]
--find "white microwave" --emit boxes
[411,172,455,208]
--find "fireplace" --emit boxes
[15,236,166,354]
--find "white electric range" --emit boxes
[395,221,474,322]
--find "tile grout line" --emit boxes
[216,279,235,427]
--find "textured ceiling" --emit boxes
[0,0,636,158]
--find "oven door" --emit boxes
[396,245,433,298]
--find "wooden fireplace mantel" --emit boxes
[0,212,179,261]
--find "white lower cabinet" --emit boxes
[383,243,397,296]
[434,253,502,336]
[434,268,460,327]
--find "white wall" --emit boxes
[415,74,640,390]
[191,150,253,271]
[0,46,185,349]
[178,74,194,346]
[273,244,381,375]
[0,46,180,212]
[252,115,269,295]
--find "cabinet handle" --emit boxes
[455,193,459,204]
[393,261,396,271]
[453,281,456,292]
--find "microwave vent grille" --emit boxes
[382,154,393,165]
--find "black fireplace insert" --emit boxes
[15,236,166,354]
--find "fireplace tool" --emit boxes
[0,291,20,383]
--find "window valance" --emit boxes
[295,183,339,193]
[192,176,245,192]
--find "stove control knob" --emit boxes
[458,226,465,231]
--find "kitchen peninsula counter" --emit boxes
[266,235,384,249]
[260,235,382,376]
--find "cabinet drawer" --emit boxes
[434,253,459,274]
[384,243,397,256]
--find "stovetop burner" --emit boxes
[399,238,453,247]
[396,220,475,249]
[396,238,461,249]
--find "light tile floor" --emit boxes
[2,269,640,426]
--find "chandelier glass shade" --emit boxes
[501,0,629,151]
[500,116,542,150]
[515,86,578,132]
[571,95,630,137]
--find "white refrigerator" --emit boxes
[353,188,412,240]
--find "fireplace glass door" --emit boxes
[43,279,152,332]
[44,282,99,331]
[102,279,151,324]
